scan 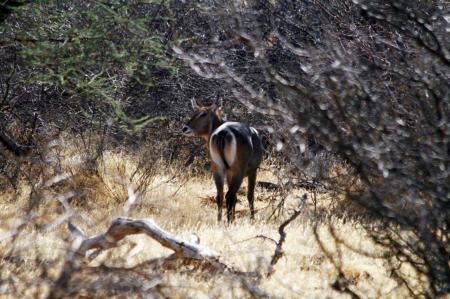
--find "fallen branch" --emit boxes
[49,217,218,298]
[257,180,322,191]
[50,218,273,298]
[72,217,218,259]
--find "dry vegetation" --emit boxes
[1,1,449,297]
[0,137,424,298]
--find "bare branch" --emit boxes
[72,217,218,259]
[267,194,306,277]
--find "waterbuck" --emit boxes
[182,99,263,223]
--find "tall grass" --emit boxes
[0,138,424,298]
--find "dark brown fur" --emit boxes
[182,99,263,223]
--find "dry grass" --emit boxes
[0,146,423,298]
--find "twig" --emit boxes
[267,194,306,277]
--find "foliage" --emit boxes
[0,0,32,23]
[1,0,175,134]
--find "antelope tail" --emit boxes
[213,130,231,169]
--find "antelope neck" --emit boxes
[206,116,224,144]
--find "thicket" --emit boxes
[0,0,449,297]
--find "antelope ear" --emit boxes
[191,98,201,110]
[215,98,226,119]
[215,106,226,120]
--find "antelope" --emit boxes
[182,99,263,223]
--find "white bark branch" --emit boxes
[71,217,218,260]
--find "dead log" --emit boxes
[49,218,271,298]
[71,217,218,259]
[50,218,217,297]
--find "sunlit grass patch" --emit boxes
[0,146,423,298]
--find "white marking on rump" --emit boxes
[210,122,239,169]
[224,130,237,166]
[210,142,225,170]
